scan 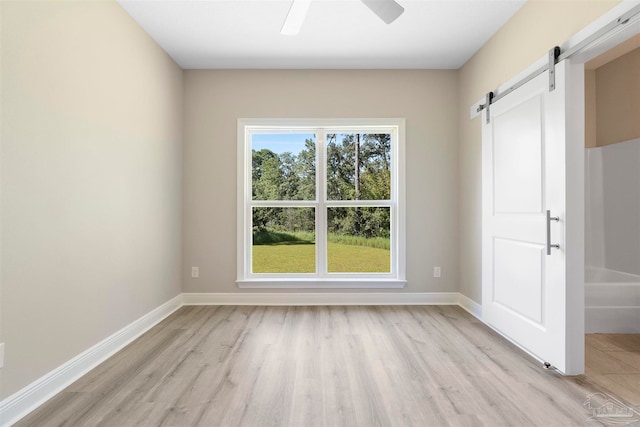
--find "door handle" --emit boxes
[546,210,560,255]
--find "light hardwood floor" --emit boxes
[585,333,640,407]
[16,306,638,426]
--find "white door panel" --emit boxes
[493,238,545,325]
[483,62,571,373]
[493,94,544,215]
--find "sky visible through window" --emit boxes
[252,133,315,154]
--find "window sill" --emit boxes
[236,279,407,289]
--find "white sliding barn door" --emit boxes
[482,61,584,375]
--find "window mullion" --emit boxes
[250,200,317,207]
[317,129,328,277]
[324,200,393,207]
[245,129,253,278]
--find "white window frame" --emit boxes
[237,118,406,288]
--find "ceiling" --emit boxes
[117,0,526,69]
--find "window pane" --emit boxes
[326,133,391,201]
[327,207,390,273]
[252,207,315,273]
[252,133,316,200]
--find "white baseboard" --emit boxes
[0,294,183,427]
[182,292,460,306]
[457,293,482,320]
[586,281,640,333]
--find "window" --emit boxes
[237,119,405,288]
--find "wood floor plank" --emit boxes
[16,306,639,427]
[586,348,638,374]
[589,374,640,406]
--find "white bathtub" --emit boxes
[585,266,640,333]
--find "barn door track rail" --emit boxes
[477,3,640,122]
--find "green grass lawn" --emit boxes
[252,241,390,273]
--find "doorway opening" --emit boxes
[583,35,640,407]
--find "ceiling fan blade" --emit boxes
[360,0,404,24]
[281,0,312,35]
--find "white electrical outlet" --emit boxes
[0,343,4,369]
[191,266,199,279]
[433,266,441,278]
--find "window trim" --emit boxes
[237,118,406,288]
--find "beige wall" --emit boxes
[183,70,459,294]
[595,48,640,146]
[1,1,183,398]
[457,0,621,303]
[585,69,598,148]
[585,35,640,148]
